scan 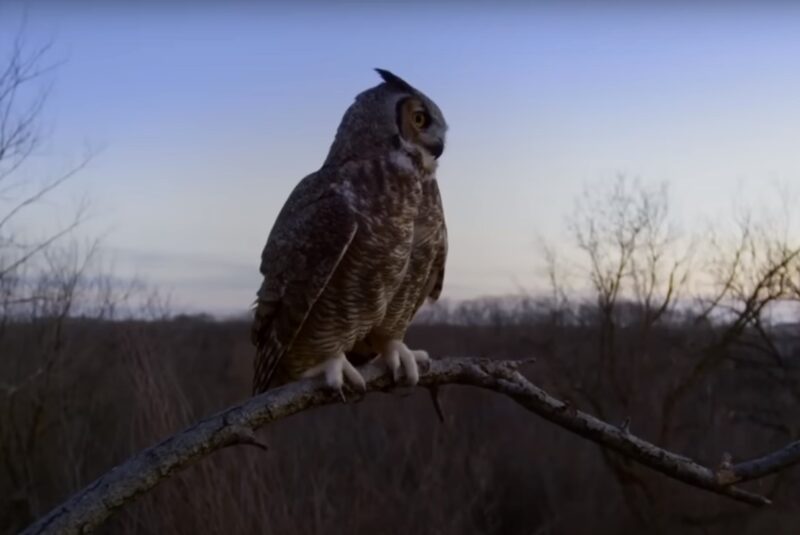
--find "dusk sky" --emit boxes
[3,1,800,315]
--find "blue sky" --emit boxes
[3,2,800,314]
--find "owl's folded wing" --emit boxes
[251,190,358,393]
[427,222,448,301]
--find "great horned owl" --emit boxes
[251,69,448,396]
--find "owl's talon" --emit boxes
[342,358,367,392]
[380,348,401,382]
[302,353,366,400]
[375,340,429,386]
[397,345,418,385]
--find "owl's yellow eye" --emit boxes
[412,111,429,129]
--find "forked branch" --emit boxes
[21,357,800,535]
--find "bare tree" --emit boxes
[659,206,800,444]
[0,25,95,304]
[552,176,692,522]
[537,176,800,527]
[0,26,112,533]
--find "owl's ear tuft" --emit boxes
[375,68,414,93]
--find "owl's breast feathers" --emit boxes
[252,155,435,391]
[371,176,447,340]
[346,160,447,365]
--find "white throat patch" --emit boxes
[389,149,416,175]
[392,138,438,176]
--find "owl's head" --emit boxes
[326,69,448,166]
[374,68,447,161]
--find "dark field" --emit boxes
[3,303,800,535]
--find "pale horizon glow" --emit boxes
[3,2,800,315]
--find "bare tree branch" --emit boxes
[20,357,800,535]
[0,156,90,233]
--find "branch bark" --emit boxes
[21,357,800,535]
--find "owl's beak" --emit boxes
[427,140,444,159]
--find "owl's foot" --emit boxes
[302,353,366,402]
[375,340,430,386]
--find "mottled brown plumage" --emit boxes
[252,69,448,394]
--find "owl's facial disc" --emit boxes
[396,97,446,160]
